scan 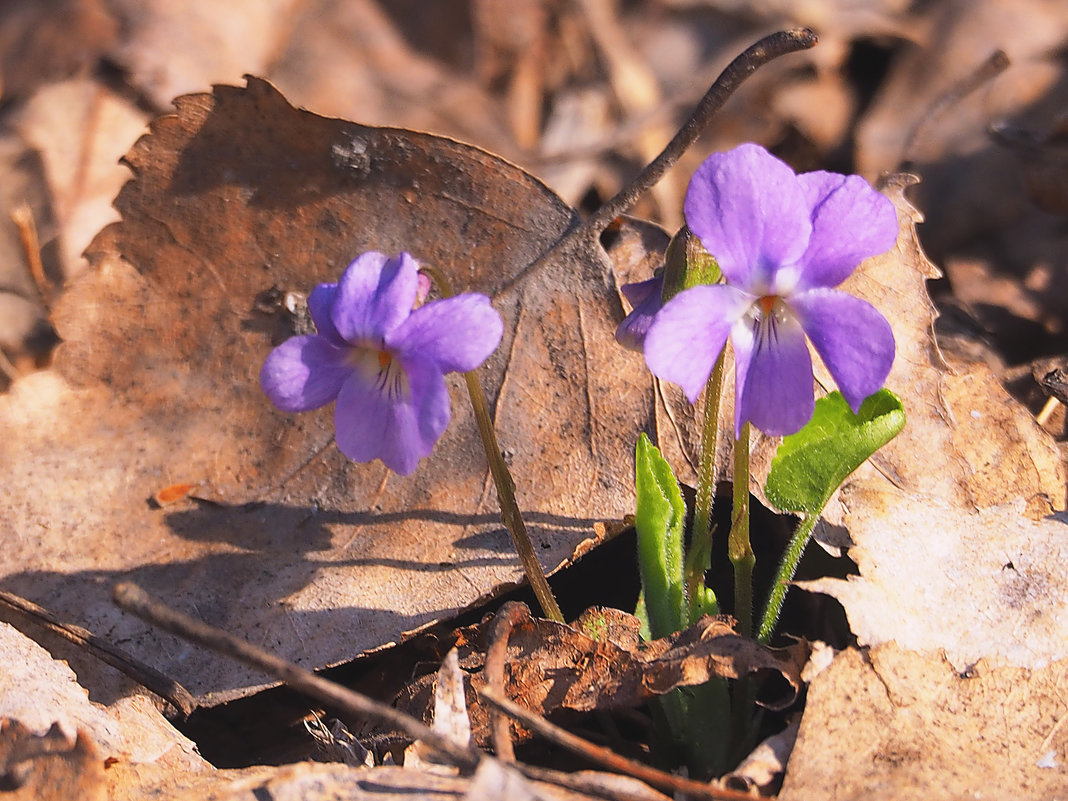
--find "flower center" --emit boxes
[758,295,778,316]
[351,347,410,402]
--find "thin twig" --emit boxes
[478,687,759,801]
[484,601,530,762]
[0,589,195,717]
[583,28,818,236]
[112,582,482,772]
[10,203,51,301]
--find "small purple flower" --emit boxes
[260,252,503,475]
[616,275,664,352]
[644,144,898,437]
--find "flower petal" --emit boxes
[389,293,504,374]
[644,284,753,404]
[333,354,450,475]
[732,303,814,437]
[684,144,812,293]
[260,335,352,412]
[616,276,664,352]
[789,289,895,411]
[307,282,345,346]
[331,252,419,344]
[793,171,898,290]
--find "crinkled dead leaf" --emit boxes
[794,175,1067,670]
[774,177,1068,797]
[0,77,650,703]
[779,645,1068,801]
[0,720,105,801]
[394,604,807,748]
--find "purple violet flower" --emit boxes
[616,275,664,352]
[644,143,898,438]
[260,251,503,475]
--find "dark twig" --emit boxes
[497,28,818,298]
[583,27,818,236]
[112,582,482,772]
[478,687,760,801]
[484,601,531,761]
[0,589,195,717]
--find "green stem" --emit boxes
[683,353,725,623]
[422,267,563,623]
[728,422,754,638]
[757,511,819,644]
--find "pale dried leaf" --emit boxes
[779,645,1068,801]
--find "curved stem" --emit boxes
[422,266,563,623]
[729,422,754,638]
[757,511,818,644]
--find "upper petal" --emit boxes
[333,353,450,475]
[260,335,352,412]
[644,284,753,404]
[732,302,815,437]
[388,293,504,374]
[331,252,419,345]
[307,282,345,346]
[684,144,812,293]
[792,171,898,290]
[789,289,895,411]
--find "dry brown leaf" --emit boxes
[770,175,1067,797]
[395,604,807,747]
[779,645,1068,800]
[12,78,149,279]
[0,720,105,801]
[0,77,651,703]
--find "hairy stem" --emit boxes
[423,266,563,623]
[729,422,754,638]
[683,353,725,622]
[757,511,819,643]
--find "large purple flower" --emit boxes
[643,144,898,437]
[260,252,503,475]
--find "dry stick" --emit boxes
[498,27,819,300]
[0,588,195,718]
[582,27,818,238]
[114,583,708,801]
[10,203,51,301]
[112,582,482,773]
[478,687,757,801]
[484,601,530,762]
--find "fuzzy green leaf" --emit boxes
[765,389,905,515]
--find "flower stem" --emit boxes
[462,372,564,623]
[683,352,725,623]
[421,266,563,623]
[728,423,754,638]
[757,511,818,644]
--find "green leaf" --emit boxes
[634,433,687,638]
[765,389,905,515]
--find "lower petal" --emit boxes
[644,284,752,403]
[260,335,352,412]
[333,355,449,475]
[790,289,895,411]
[733,306,814,437]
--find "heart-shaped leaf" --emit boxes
[764,389,905,516]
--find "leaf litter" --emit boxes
[0,1,1066,798]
